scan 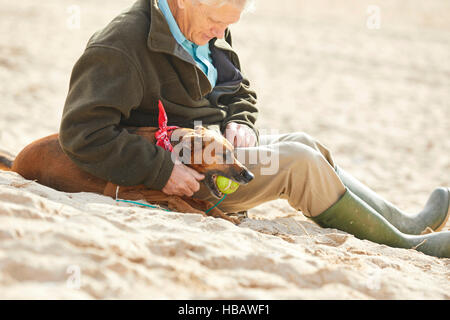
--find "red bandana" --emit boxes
[155,100,180,152]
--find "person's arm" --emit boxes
[219,29,259,147]
[59,45,174,189]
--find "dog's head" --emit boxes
[172,126,254,198]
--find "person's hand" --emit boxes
[162,163,205,197]
[224,122,257,148]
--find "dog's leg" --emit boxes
[165,196,208,217]
[183,198,240,224]
[104,183,208,217]
[206,206,241,224]
[104,183,240,223]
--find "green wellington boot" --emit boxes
[335,166,450,235]
[310,189,450,258]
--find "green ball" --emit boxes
[216,176,239,194]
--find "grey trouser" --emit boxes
[193,132,346,217]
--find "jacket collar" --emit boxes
[213,38,235,53]
[146,0,178,54]
[146,0,236,59]
[158,0,187,46]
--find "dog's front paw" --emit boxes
[226,211,248,224]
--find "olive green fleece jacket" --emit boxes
[59,0,259,190]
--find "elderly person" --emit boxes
[60,0,449,257]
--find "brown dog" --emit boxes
[0,126,254,224]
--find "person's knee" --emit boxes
[293,132,324,149]
[290,132,335,167]
[278,141,326,170]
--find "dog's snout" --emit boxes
[239,169,254,184]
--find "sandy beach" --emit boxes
[0,0,449,299]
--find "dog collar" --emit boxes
[155,100,180,152]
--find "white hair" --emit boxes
[194,0,256,13]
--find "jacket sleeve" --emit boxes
[220,29,260,143]
[59,45,174,190]
[220,77,259,143]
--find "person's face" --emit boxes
[179,0,243,45]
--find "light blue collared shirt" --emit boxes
[158,0,218,87]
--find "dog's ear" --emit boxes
[192,126,210,150]
[172,134,194,165]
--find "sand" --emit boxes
[0,0,449,299]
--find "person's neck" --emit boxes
[167,0,187,38]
